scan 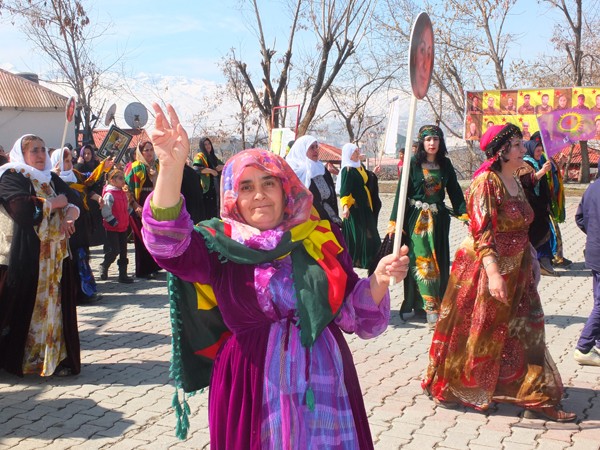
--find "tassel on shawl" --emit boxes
[172,388,193,440]
[169,275,195,440]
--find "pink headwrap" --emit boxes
[220,149,314,240]
[472,124,522,178]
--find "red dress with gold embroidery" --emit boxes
[422,171,564,410]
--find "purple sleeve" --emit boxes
[332,225,390,338]
[335,279,390,339]
[141,193,211,284]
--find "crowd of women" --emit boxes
[2,105,593,447]
[140,105,585,449]
[0,132,222,378]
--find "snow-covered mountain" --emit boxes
[37,71,232,134]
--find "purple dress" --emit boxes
[142,201,390,450]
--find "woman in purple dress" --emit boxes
[141,104,410,449]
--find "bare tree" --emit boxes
[232,0,375,139]
[377,0,517,140]
[509,1,600,182]
[1,0,120,145]
[546,0,584,85]
[326,46,398,143]
[512,2,600,87]
[220,50,267,150]
[544,0,599,183]
[189,91,225,144]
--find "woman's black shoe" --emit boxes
[414,309,427,319]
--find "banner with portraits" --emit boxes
[464,87,600,143]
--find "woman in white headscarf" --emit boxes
[339,143,381,269]
[51,147,101,303]
[0,135,81,377]
[285,135,341,227]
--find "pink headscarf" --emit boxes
[220,149,314,248]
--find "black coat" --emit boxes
[576,181,600,272]
[0,171,81,376]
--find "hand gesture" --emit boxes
[105,157,115,170]
[60,218,76,238]
[373,245,410,285]
[369,244,410,304]
[151,103,189,170]
[542,160,552,174]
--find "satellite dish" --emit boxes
[104,103,117,126]
[124,102,148,129]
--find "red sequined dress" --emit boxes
[422,170,564,409]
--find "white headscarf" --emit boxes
[336,143,361,194]
[284,135,325,188]
[0,134,53,185]
[50,147,77,183]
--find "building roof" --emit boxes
[90,128,151,150]
[555,143,600,165]
[317,143,399,167]
[0,68,68,110]
[318,142,341,162]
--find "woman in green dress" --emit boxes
[339,143,381,269]
[388,125,467,327]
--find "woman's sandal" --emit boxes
[523,407,577,422]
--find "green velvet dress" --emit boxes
[390,156,467,315]
[340,165,381,269]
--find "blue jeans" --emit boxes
[576,269,600,352]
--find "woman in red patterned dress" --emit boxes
[422,124,576,422]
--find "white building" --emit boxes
[0,68,74,150]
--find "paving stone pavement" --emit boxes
[1,193,599,449]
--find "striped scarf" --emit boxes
[124,160,159,201]
[168,213,347,438]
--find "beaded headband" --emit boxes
[480,123,522,156]
[418,125,443,142]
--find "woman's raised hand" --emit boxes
[105,157,115,170]
[151,103,189,170]
[541,160,552,174]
